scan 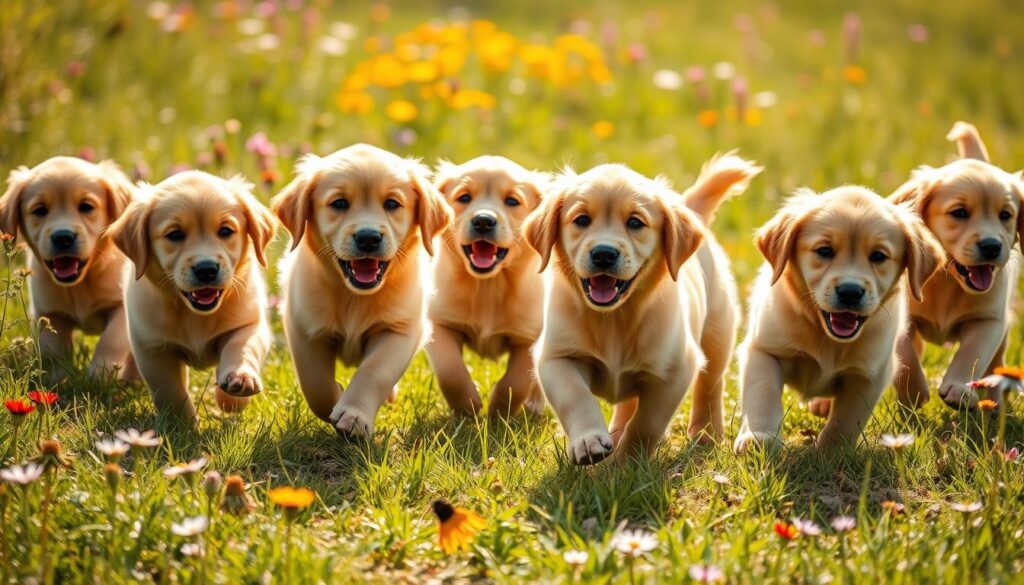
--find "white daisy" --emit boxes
[95,438,130,460]
[610,529,658,557]
[689,563,724,583]
[830,515,856,532]
[171,515,209,537]
[951,501,982,514]
[0,463,45,485]
[792,517,822,537]
[880,433,915,449]
[164,458,208,480]
[562,549,589,566]
[115,429,162,449]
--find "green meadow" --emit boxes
[2,0,1024,582]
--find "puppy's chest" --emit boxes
[30,273,121,334]
[912,271,1011,343]
[780,344,890,398]
[432,277,542,357]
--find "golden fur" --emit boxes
[108,171,276,420]
[0,156,135,381]
[526,154,759,464]
[272,144,451,438]
[426,156,548,417]
[734,186,944,452]
[889,122,1024,409]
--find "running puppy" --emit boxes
[108,171,275,419]
[890,122,1023,410]
[426,156,547,417]
[734,186,944,452]
[0,157,135,381]
[272,144,451,438]
[526,154,759,464]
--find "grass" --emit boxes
[2,0,1024,582]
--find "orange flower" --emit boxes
[697,110,720,129]
[592,120,615,139]
[773,521,798,540]
[978,399,998,411]
[336,91,375,115]
[5,399,35,416]
[385,100,419,123]
[433,500,486,553]
[881,501,905,516]
[994,367,1024,380]
[268,486,315,510]
[843,65,868,84]
[27,391,58,406]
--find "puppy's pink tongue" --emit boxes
[828,312,859,337]
[470,241,498,269]
[968,265,994,291]
[189,288,221,306]
[51,257,81,279]
[588,275,619,304]
[350,258,381,284]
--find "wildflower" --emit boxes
[171,515,209,537]
[35,439,73,470]
[830,515,856,532]
[221,475,257,516]
[103,463,121,492]
[951,501,982,514]
[224,119,242,134]
[269,486,316,511]
[969,368,1024,394]
[336,91,375,115]
[27,391,58,406]
[881,501,905,516]
[181,542,205,557]
[432,499,486,554]
[842,65,868,84]
[753,90,778,109]
[712,473,729,485]
[0,463,45,485]
[563,549,589,566]
[95,438,129,462]
[689,563,724,583]
[842,12,861,63]
[685,66,707,84]
[652,69,683,91]
[5,399,34,425]
[907,24,929,43]
[591,121,615,139]
[244,132,277,158]
[792,517,822,537]
[733,76,748,119]
[203,471,222,500]
[610,528,658,557]
[1003,447,1019,462]
[880,433,914,449]
[711,61,736,80]
[163,458,208,481]
[773,521,799,540]
[259,168,279,189]
[625,42,647,64]
[385,100,419,123]
[115,428,162,449]
[697,110,720,129]
[978,399,998,412]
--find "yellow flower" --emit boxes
[744,108,764,127]
[435,45,466,77]
[386,100,419,123]
[978,399,998,412]
[363,36,383,53]
[407,60,439,83]
[268,486,315,509]
[588,63,613,84]
[476,31,518,73]
[369,54,407,89]
[470,20,498,38]
[520,44,553,79]
[433,500,486,553]
[697,110,720,128]
[449,90,497,110]
[843,65,868,84]
[336,91,375,115]
[592,120,615,139]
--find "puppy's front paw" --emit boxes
[808,398,832,418]
[330,403,375,440]
[568,430,613,465]
[218,367,263,397]
[733,431,783,454]
[938,381,978,411]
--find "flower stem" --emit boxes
[39,470,54,583]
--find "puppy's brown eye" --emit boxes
[31,206,48,217]
[573,215,591,228]
[166,229,185,242]
[456,193,472,204]
[814,246,834,259]
[78,202,95,213]
[330,198,349,211]
[869,251,887,263]
[626,217,644,230]
[1000,210,1013,221]
[384,198,401,210]
[950,207,969,219]
[218,226,234,239]
[504,196,520,207]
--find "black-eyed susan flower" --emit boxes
[432,500,485,554]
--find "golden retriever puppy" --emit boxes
[0,157,135,380]
[426,156,547,417]
[272,144,451,439]
[108,171,276,419]
[734,186,944,452]
[890,122,1023,409]
[526,154,760,464]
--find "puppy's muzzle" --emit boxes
[471,212,498,236]
[45,229,87,284]
[821,282,868,340]
[589,245,620,271]
[977,238,1002,261]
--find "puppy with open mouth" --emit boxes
[527,153,760,464]
[889,122,1023,410]
[0,157,135,382]
[426,156,548,417]
[734,186,944,453]
[272,144,451,439]
[108,171,276,420]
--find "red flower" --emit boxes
[773,521,799,540]
[27,391,58,406]
[5,399,35,416]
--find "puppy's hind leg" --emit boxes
[488,343,536,418]
[38,313,75,385]
[135,348,195,422]
[688,336,731,443]
[894,327,929,409]
[425,325,481,415]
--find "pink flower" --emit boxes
[245,132,277,158]
[907,24,929,43]
[842,13,861,63]
[689,563,724,583]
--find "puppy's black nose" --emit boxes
[354,229,383,253]
[471,214,497,235]
[192,261,220,284]
[835,283,865,307]
[589,245,620,270]
[51,230,76,252]
[978,238,1002,261]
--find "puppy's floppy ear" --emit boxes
[756,189,815,285]
[660,200,705,281]
[108,196,153,280]
[518,171,549,210]
[0,167,30,240]
[409,161,451,256]
[230,176,277,267]
[271,156,320,251]
[523,181,564,272]
[1013,171,1024,254]
[895,204,945,302]
[96,160,135,222]
[889,167,939,217]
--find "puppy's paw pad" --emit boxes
[219,369,263,397]
[938,383,978,411]
[807,398,832,418]
[330,406,375,440]
[568,431,613,465]
[733,431,783,454]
